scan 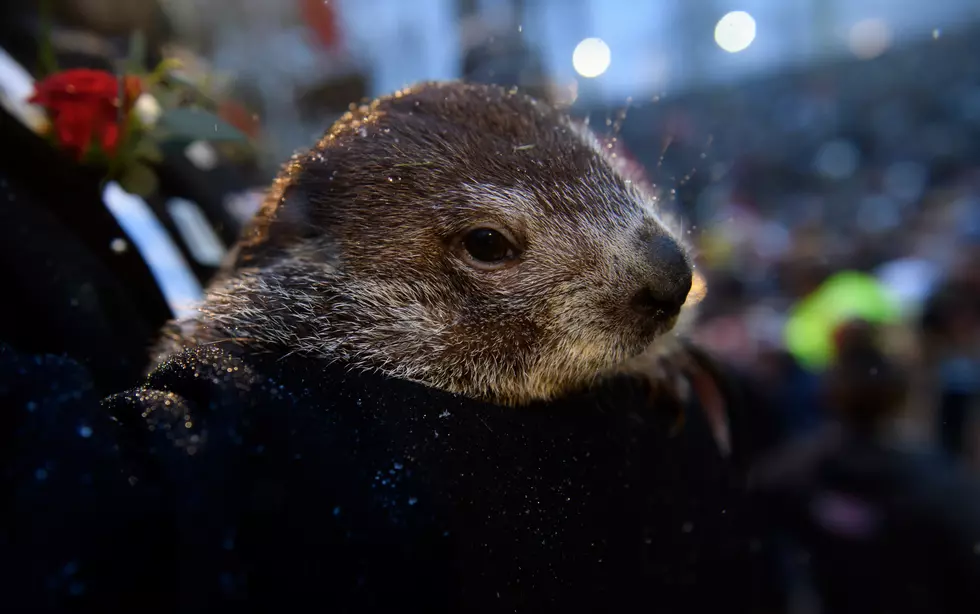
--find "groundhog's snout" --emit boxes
[629,234,693,320]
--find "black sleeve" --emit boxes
[2,341,303,613]
[683,343,787,469]
[0,343,175,614]
[679,344,795,612]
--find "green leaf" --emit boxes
[117,162,159,198]
[149,87,182,110]
[145,58,183,88]
[133,138,164,163]
[126,30,148,74]
[163,71,208,101]
[164,69,202,90]
[36,0,58,77]
[157,108,248,143]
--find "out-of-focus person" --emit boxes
[749,319,980,614]
[920,233,980,462]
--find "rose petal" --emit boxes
[53,103,98,160]
[31,69,120,108]
[31,69,137,161]
[101,121,120,156]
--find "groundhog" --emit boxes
[4,82,772,614]
[157,81,696,407]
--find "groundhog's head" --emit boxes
[212,82,696,406]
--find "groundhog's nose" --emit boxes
[630,235,693,319]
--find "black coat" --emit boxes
[2,340,776,613]
[0,95,255,393]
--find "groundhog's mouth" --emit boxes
[582,318,680,376]
[616,313,683,365]
[634,312,680,345]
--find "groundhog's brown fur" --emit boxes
[158,81,698,406]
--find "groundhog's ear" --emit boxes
[234,183,326,268]
[268,184,321,244]
[264,150,349,246]
[235,151,346,268]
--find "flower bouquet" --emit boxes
[27,31,257,198]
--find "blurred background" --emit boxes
[2,2,980,610]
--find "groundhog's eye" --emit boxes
[459,227,520,269]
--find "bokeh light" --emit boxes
[814,139,860,180]
[849,19,892,59]
[572,38,611,78]
[714,11,757,54]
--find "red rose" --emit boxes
[29,69,142,160]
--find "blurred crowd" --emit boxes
[595,25,980,468]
